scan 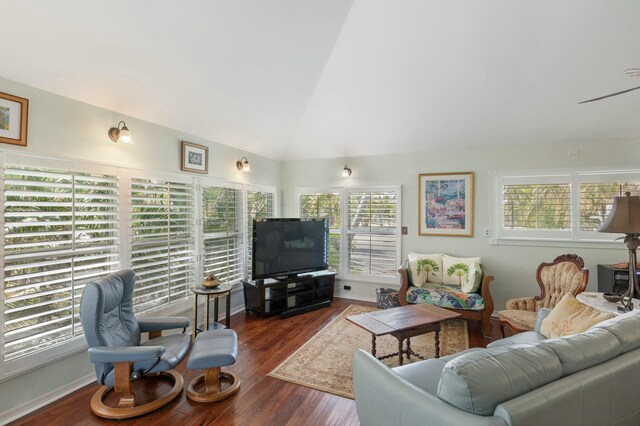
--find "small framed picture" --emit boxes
[181,141,208,174]
[0,92,29,147]
[419,172,474,237]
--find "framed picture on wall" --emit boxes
[181,141,208,174]
[0,92,29,147]
[418,172,474,237]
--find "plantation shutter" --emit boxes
[3,166,119,360]
[130,177,195,313]
[580,181,640,231]
[202,186,243,284]
[246,190,274,278]
[502,182,571,231]
[347,189,398,276]
[299,192,341,272]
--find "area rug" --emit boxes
[267,304,469,399]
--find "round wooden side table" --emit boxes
[192,283,232,338]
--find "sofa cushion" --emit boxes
[393,358,447,396]
[537,327,621,376]
[437,344,563,416]
[487,331,548,349]
[392,348,485,396]
[497,309,537,331]
[442,255,482,293]
[406,285,485,311]
[590,312,640,353]
[540,293,615,338]
[437,347,485,363]
[408,252,443,285]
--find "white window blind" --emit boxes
[502,183,571,230]
[3,166,119,361]
[580,182,640,231]
[130,177,195,313]
[495,171,640,243]
[202,186,243,284]
[347,189,398,277]
[246,190,274,278]
[298,192,341,272]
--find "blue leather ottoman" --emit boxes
[186,329,240,402]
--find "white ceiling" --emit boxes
[1,1,640,160]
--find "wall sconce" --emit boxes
[236,157,251,172]
[341,164,352,177]
[108,121,133,144]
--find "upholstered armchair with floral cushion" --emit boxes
[497,254,589,337]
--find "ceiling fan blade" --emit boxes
[579,85,640,104]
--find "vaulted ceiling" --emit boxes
[2,1,640,160]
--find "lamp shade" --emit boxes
[598,193,640,234]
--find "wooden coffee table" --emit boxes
[347,304,461,366]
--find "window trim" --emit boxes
[491,167,639,246]
[296,185,401,284]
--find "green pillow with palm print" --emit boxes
[442,255,482,293]
[408,252,443,287]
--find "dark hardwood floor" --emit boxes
[11,298,489,426]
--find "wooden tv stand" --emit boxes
[242,271,336,318]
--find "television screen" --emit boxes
[252,218,328,280]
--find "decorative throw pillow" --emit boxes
[408,252,443,287]
[442,255,482,293]
[540,293,615,339]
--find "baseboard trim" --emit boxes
[1,373,96,426]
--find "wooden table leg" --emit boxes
[398,338,404,366]
[204,295,210,332]
[371,335,377,358]
[193,295,198,339]
[406,338,412,360]
[214,296,219,325]
[225,292,231,328]
[435,329,441,359]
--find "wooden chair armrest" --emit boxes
[479,271,495,316]
[398,261,410,306]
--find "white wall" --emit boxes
[0,76,281,421]
[280,139,640,306]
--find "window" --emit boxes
[297,186,400,280]
[299,191,341,272]
[347,189,399,277]
[0,153,279,378]
[495,170,640,242]
[130,177,195,313]
[246,188,275,278]
[202,184,243,284]
[3,165,119,361]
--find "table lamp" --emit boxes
[598,192,640,311]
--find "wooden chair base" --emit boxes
[187,367,240,403]
[498,319,529,338]
[90,370,184,419]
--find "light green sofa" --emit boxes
[353,309,640,425]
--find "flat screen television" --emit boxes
[252,218,328,280]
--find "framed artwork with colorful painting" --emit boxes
[418,172,473,237]
[0,92,29,147]
[181,141,209,174]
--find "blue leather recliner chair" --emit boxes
[80,270,190,419]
